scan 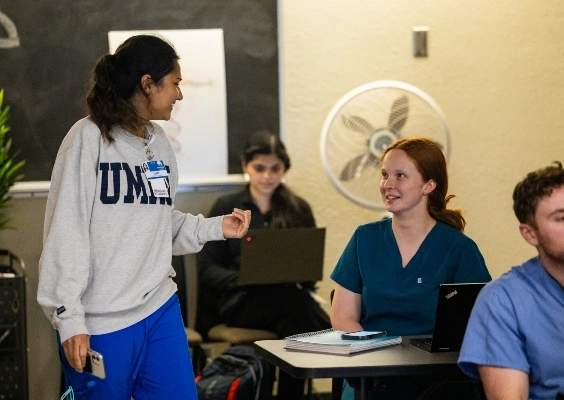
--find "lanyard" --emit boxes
[145,134,155,160]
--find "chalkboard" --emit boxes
[0,1,279,182]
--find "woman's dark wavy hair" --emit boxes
[381,137,466,232]
[86,34,179,142]
[513,161,564,228]
[242,130,310,228]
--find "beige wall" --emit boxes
[280,0,564,306]
[1,1,563,398]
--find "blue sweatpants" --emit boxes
[59,294,197,400]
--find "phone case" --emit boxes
[85,349,106,379]
[341,331,387,340]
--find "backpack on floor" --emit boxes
[195,345,274,400]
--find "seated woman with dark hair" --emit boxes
[197,130,330,399]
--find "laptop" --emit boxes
[238,227,325,285]
[410,282,486,352]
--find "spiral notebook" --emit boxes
[284,329,402,355]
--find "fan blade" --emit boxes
[341,114,376,136]
[340,152,378,181]
[340,153,366,181]
[365,153,380,169]
[388,95,409,134]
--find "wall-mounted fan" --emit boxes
[320,80,450,211]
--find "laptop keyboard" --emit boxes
[410,337,433,351]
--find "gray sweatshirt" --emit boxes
[38,117,224,343]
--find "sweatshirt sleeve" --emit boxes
[196,198,239,290]
[37,125,98,343]
[171,210,225,255]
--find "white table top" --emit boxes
[253,336,461,379]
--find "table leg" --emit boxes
[354,377,369,400]
[332,378,343,400]
[336,377,371,400]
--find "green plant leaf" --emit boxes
[0,88,25,230]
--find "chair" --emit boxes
[171,255,207,374]
[173,254,278,373]
[194,253,314,399]
[207,323,277,344]
[190,252,279,345]
[186,326,207,375]
[330,288,344,399]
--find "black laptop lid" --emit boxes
[428,283,486,351]
[238,227,326,285]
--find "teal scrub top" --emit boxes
[330,218,491,336]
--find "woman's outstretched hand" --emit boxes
[222,208,251,238]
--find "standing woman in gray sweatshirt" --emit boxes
[37,34,251,400]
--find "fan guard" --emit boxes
[320,80,450,210]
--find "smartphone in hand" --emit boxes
[84,348,106,379]
[341,330,387,340]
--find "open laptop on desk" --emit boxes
[410,282,486,352]
[238,227,325,285]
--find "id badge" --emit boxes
[142,160,169,197]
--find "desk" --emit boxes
[254,337,462,400]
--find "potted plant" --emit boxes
[0,88,25,229]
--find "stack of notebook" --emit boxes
[284,329,402,355]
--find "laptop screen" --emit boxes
[428,282,486,351]
[238,227,326,285]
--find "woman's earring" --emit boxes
[244,173,250,182]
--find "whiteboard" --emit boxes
[109,29,228,185]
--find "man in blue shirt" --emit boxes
[459,161,564,400]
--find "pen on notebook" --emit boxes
[0,272,16,278]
